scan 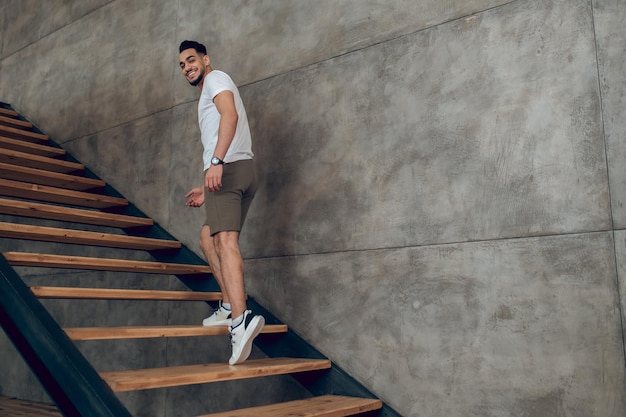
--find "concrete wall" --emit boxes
[1,0,625,416]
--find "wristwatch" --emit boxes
[211,157,225,166]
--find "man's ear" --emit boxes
[203,54,211,67]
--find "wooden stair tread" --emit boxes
[198,395,383,417]
[0,124,48,143]
[31,286,221,300]
[0,115,32,130]
[0,197,152,228]
[0,178,127,209]
[0,222,181,250]
[4,252,212,275]
[0,162,104,191]
[0,148,82,173]
[64,324,288,340]
[100,358,332,392]
[0,136,64,158]
[0,108,19,118]
[0,395,61,417]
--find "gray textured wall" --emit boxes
[1,0,625,416]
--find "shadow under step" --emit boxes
[64,324,288,340]
[31,286,222,300]
[0,136,65,158]
[0,222,180,250]
[197,395,383,417]
[3,252,212,275]
[0,162,104,191]
[0,114,32,130]
[0,148,82,173]
[0,124,48,144]
[0,198,152,228]
[0,179,127,209]
[100,358,332,392]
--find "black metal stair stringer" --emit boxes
[0,255,133,417]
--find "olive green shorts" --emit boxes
[204,159,257,235]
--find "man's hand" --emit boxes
[205,165,223,192]
[185,187,205,207]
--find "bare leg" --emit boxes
[213,230,263,365]
[199,225,230,304]
[213,230,246,319]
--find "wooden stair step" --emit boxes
[0,116,33,131]
[0,148,82,173]
[0,162,104,191]
[0,222,180,250]
[0,136,65,158]
[0,115,33,130]
[3,252,212,275]
[0,179,127,209]
[0,108,19,118]
[0,395,61,417]
[198,395,383,417]
[64,324,288,340]
[31,286,222,300]
[0,198,152,228]
[0,124,48,143]
[100,358,332,392]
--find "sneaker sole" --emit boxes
[229,315,265,365]
[202,319,232,327]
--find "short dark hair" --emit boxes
[179,40,207,55]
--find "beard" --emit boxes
[188,69,205,86]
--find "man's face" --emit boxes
[179,48,207,86]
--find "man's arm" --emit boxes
[205,90,238,192]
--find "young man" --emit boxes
[179,40,264,365]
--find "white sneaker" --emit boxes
[228,310,265,365]
[202,303,232,327]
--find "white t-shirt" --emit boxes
[197,70,253,170]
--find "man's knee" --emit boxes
[213,231,240,254]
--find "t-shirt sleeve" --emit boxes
[205,72,234,101]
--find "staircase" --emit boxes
[0,103,395,417]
